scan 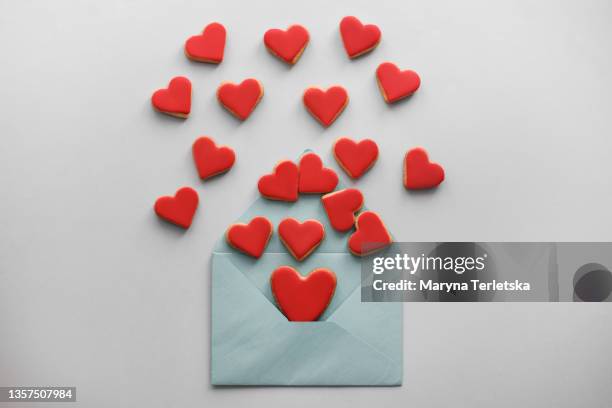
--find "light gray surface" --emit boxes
[1,0,612,407]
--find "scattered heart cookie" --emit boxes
[339,16,381,59]
[192,136,235,181]
[321,188,364,232]
[151,76,191,118]
[184,22,226,63]
[271,266,336,321]
[403,147,445,190]
[298,152,338,194]
[278,218,325,261]
[348,211,392,256]
[226,216,273,258]
[333,137,379,179]
[376,62,421,103]
[217,78,264,120]
[303,86,348,127]
[154,186,199,229]
[258,160,299,202]
[264,25,309,65]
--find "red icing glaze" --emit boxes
[303,86,348,127]
[184,22,226,63]
[321,188,364,232]
[403,147,445,190]
[298,152,338,194]
[154,187,199,229]
[217,79,264,120]
[271,266,336,321]
[192,136,235,180]
[151,76,191,118]
[278,218,325,261]
[348,211,392,256]
[333,137,379,179]
[258,160,299,202]
[226,216,273,258]
[264,25,309,65]
[339,16,381,59]
[376,62,421,103]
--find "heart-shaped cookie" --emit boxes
[403,147,445,190]
[151,76,192,118]
[217,79,264,120]
[278,218,325,261]
[348,211,392,256]
[154,187,199,229]
[184,22,226,63]
[298,152,338,194]
[376,62,421,103]
[264,25,309,65]
[339,16,381,59]
[192,136,236,180]
[271,266,336,321]
[321,188,364,232]
[226,216,273,258]
[333,137,379,179]
[303,86,348,127]
[258,160,299,202]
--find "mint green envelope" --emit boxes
[211,164,403,386]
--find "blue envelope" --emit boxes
[211,161,403,386]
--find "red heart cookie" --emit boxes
[321,188,364,232]
[403,147,445,190]
[303,86,348,127]
[298,152,338,194]
[264,25,309,65]
[333,137,379,179]
[339,16,381,59]
[226,216,273,258]
[278,218,325,261]
[376,62,421,103]
[192,136,235,180]
[154,187,199,229]
[217,79,264,120]
[151,76,191,118]
[258,160,299,202]
[271,266,336,321]
[184,22,226,63]
[348,211,392,256]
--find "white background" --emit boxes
[1,0,611,407]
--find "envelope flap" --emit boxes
[214,150,354,255]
